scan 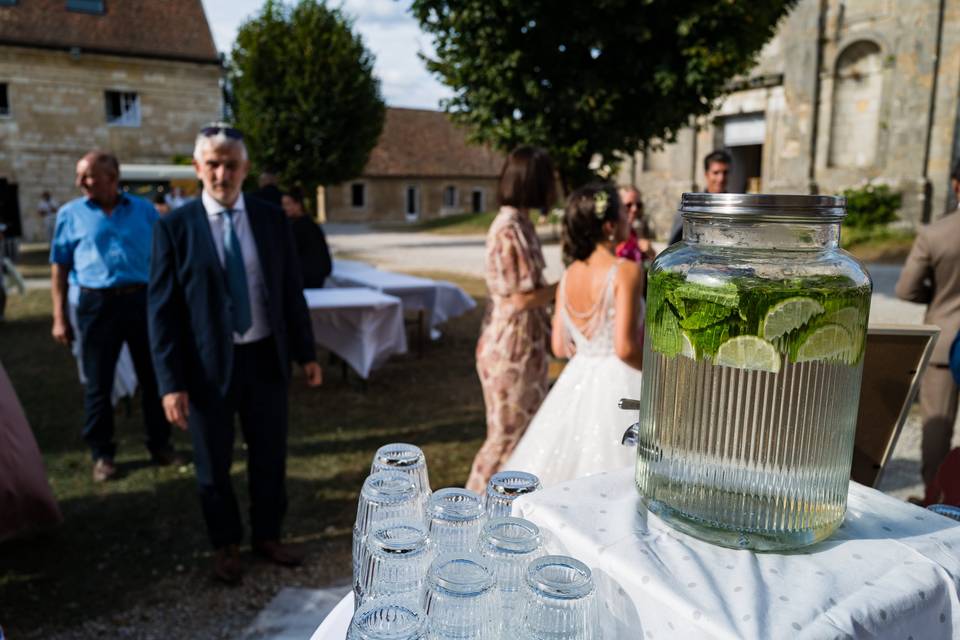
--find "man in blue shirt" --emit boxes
[50,151,175,482]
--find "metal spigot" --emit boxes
[619,398,641,446]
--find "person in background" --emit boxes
[505,184,644,485]
[153,193,171,216]
[668,149,732,245]
[895,160,960,497]
[164,186,187,210]
[281,187,331,289]
[253,169,283,207]
[37,191,59,242]
[49,151,176,483]
[466,146,558,493]
[149,124,322,584]
[616,185,656,268]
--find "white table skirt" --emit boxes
[304,288,407,379]
[329,261,475,331]
[309,591,353,640]
[67,283,137,405]
[514,466,960,639]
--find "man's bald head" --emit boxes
[76,150,120,208]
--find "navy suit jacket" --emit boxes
[148,195,316,398]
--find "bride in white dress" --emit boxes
[505,184,645,486]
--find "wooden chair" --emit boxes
[850,324,939,487]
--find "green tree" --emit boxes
[411,0,796,192]
[230,0,385,192]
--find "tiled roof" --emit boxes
[0,0,219,64]
[364,108,504,178]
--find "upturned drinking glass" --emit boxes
[371,443,432,500]
[477,517,545,632]
[354,471,425,601]
[426,488,486,554]
[484,471,541,519]
[518,556,598,640]
[347,600,428,640]
[423,553,500,639]
[357,518,435,610]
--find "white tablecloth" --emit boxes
[329,261,475,332]
[305,288,407,379]
[514,466,960,639]
[309,591,354,640]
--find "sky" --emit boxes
[201,0,452,110]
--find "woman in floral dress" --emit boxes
[466,147,558,493]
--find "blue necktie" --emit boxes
[223,209,252,334]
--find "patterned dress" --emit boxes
[466,206,551,492]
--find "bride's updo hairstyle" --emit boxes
[562,183,621,263]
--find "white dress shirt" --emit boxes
[202,191,271,344]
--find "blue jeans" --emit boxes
[76,287,170,460]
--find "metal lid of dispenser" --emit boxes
[680,193,846,223]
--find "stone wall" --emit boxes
[323,176,500,223]
[0,45,221,239]
[617,0,960,238]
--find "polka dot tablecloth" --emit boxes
[514,466,960,640]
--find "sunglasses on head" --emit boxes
[200,124,244,140]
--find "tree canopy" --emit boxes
[229,0,385,191]
[411,0,796,191]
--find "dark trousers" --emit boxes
[76,287,170,461]
[187,337,289,548]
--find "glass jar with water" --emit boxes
[634,193,871,551]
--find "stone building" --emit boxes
[0,0,222,240]
[321,107,504,223]
[618,0,960,237]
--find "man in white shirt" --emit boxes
[37,191,59,241]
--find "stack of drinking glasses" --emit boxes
[348,443,601,639]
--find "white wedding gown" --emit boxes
[505,262,643,487]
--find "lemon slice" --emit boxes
[680,332,696,359]
[795,324,852,363]
[715,336,781,373]
[762,297,824,341]
[823,306,861,333]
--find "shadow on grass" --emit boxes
[0,468,370,636]
[0,286,489,635]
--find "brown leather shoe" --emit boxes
[92,458,116,483]
[252,540,303,567]
[213,545,242,584]
[151,449,185,467]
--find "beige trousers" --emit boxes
[920,365,959,485]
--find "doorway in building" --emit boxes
[721,113,765,193]
[405,185,420,222]
[471,189,484,213]
[728,145,763,193]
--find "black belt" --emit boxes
[80,284,146,297]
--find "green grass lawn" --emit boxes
[374,211,498,235]
[0,275,487,635]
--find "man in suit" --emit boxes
[148,123,322,584]
[896,160,960,493]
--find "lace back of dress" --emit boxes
[560,263,619,357]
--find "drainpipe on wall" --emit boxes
[690,118,700,192]
[808,0,828,195]
[921,0,947,223]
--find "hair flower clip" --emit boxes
[594,191,609,218]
